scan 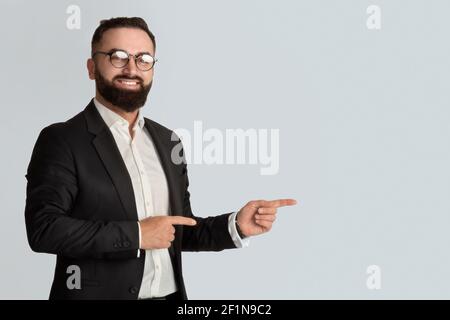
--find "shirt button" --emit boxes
[129,286,138,294]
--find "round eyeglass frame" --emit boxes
[92,49,157,71]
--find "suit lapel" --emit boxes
[144,118,182,260]
[84,100,138,221]
[144,118,182,217]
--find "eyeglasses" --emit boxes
[92,49,157,71]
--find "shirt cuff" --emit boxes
[137,221,142,258]
[228,211,250,248]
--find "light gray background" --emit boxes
[1,0,449,299]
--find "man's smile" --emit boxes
[114,78,141,89]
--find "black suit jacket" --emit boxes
[25,99,237,300]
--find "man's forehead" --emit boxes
[99,27,154,54]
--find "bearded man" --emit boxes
[24,17,296,300]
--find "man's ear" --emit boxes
[87,58,96,80]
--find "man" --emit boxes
[25,17,297,300]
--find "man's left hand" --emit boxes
[236,198,297,237]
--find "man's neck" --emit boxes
[95,93,139,128]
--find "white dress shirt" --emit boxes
[93,98,248,299]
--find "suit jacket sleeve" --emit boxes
[25,125,140,260]
[177,142,238,252]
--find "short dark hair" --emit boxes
[91,17,156,56]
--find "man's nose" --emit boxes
[122,57,139,76]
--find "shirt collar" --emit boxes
[93,97,145,131]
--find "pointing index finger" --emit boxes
[264,198,298,208]
[168,216,197,226]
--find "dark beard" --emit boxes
[95,71,152,112]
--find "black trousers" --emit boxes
[139,291,182,301]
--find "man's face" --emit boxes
[87,27,155,112]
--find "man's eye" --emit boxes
[139,54,154,64]
[112,51,128,59]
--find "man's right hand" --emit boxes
[138,216,197,250]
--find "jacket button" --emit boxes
[129,286,138,294]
